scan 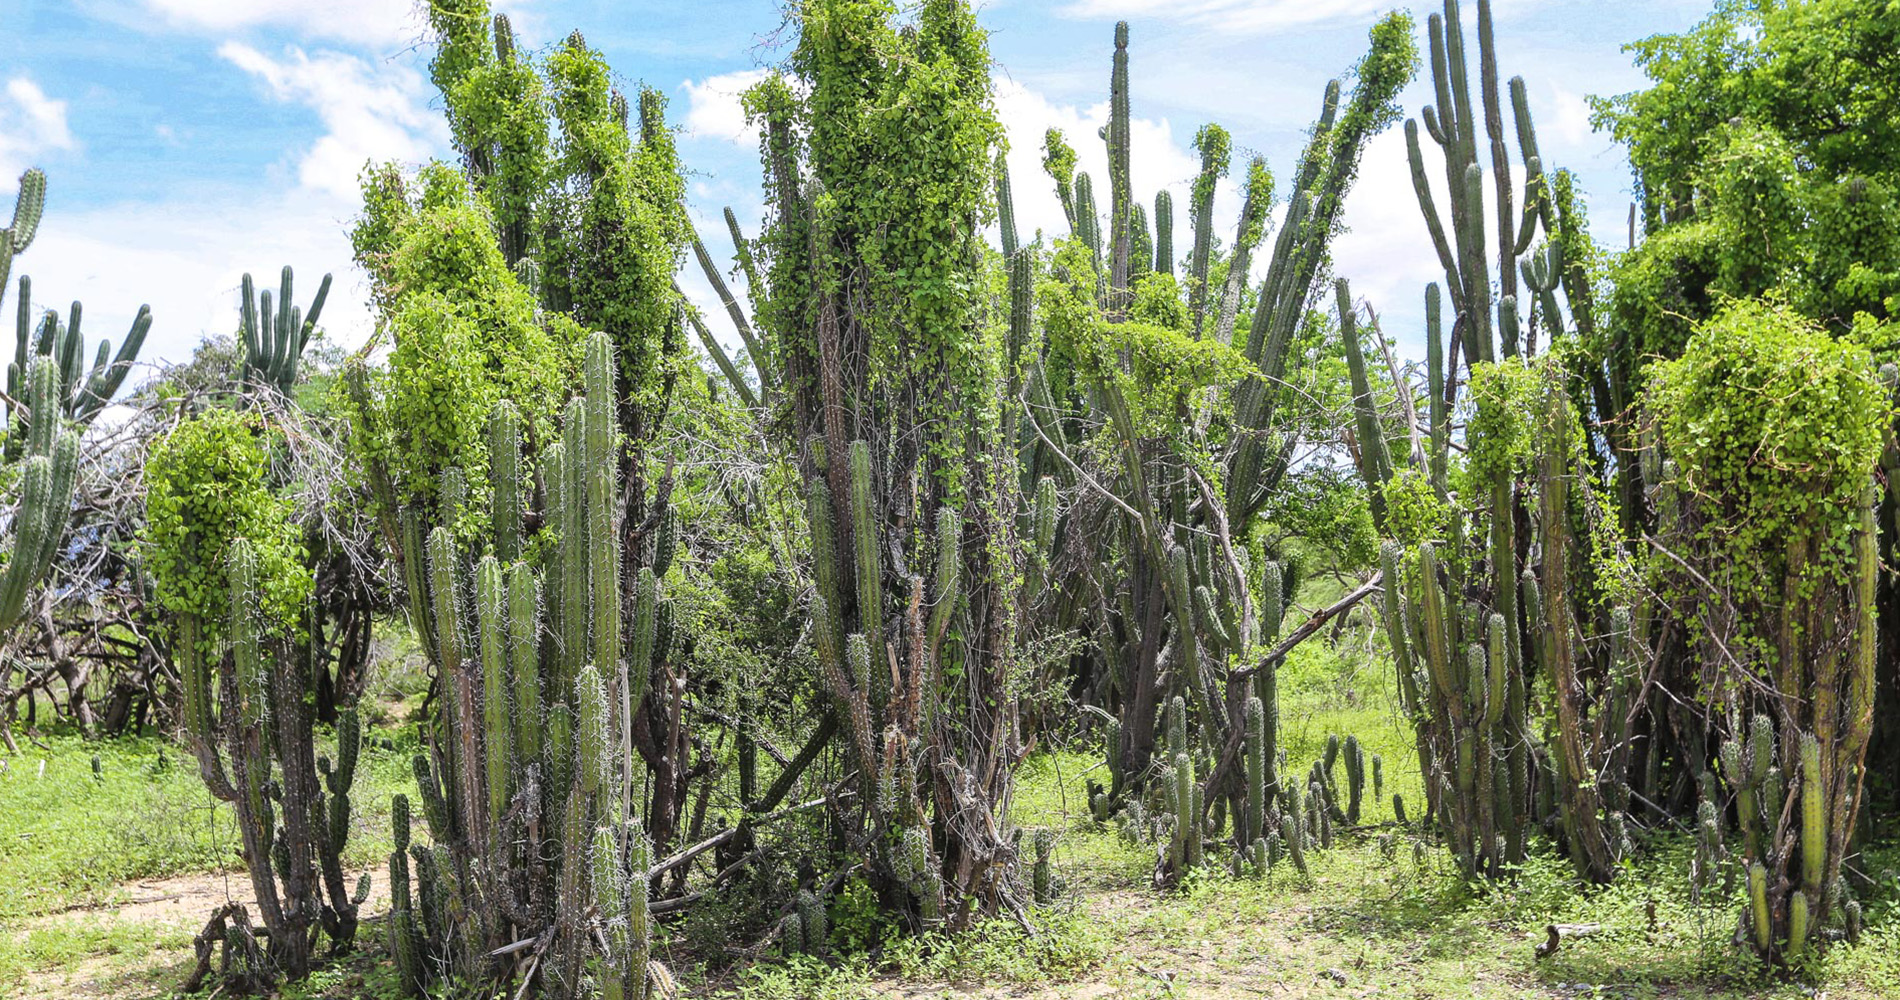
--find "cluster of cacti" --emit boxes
[364,334,667,997]
[1719,701,1872,959]
[783,890,828,956]
[1161,696,1202,878]
[0,354,77,635]
[238,266,330,394]
[178,538,369,986]
[1002,18,1413,891]
[1,168,148,639]
[1348,0,1643,885]
[1403,0,1557,363]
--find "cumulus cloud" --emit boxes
[682,69,771,146]
[0,77,77,179]
[220,42,446,201]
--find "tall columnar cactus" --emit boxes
[178,538,367,985]
[1074,170,1102,262]
[1244,696,1266,847]
[0,358,77,635]
[239,266,331,393]
[1185,123,1230,339]
[1209,157,1273,347]
[1152,190,1174,275]
[1405,0,1556,364]
[0,168,45,303]
[371,333,664,998]
[8,284,150,431]
[1105,20,1133,305]
[1337,278,1394,528]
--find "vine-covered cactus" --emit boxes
[239,266,331,393]
[1185,123,1230,338]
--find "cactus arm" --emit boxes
[685,297,759,408]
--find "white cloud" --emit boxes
[1330,127,1444,360]
[17,190,375,367]
[139,0,427,48]
[0,77,77,180]
[682,69,770,146]
[220,42,446,201]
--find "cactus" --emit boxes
[796,890,827,955]
[1032,829,1056,903]
[1244,697,1266,847]
[1282,773,1309,877]
[0,168,46,302]
[0,358,76,635]
[355,331,667,995]
[1074,170,1101,260]
[1186,123,1230,338]
[173,537,363,986]
[1152,190,1174,275]
[1338,279,1395,526]
[239,266,331,393]
[1105,21,1133,302]
[1344,735,1366,825]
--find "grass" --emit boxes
[0,724,416,923]
[4,628,1899,998]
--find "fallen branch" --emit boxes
[645,793,837,881]
[1229,572,1382,682]
[1535,922,1602,959]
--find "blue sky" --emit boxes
[0,0,1713,372]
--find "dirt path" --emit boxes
[10,865,389,1000]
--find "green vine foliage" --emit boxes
[1380,467,1448,550]
[1465,358,1540,488]
[143,408,310,651]
[761,0,1008,503]
[1647,297,1891,611]
[358,1,690,495]
[1039,241,1249,439]
[343,165,578,528]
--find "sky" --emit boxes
[0,0,1716,376]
